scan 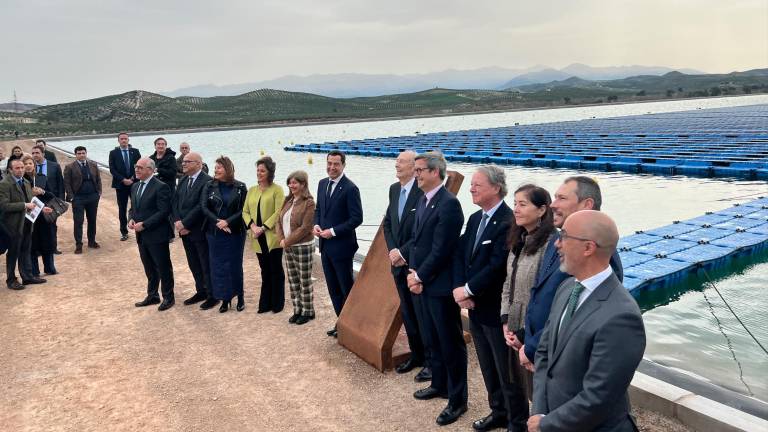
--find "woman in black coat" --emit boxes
[21,155,57,276]
[201,156,248,313]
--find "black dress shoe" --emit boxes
[74,244,83,254]
[22,277,46,284]
[120,234,129,241]
[413,387,448,400]
[44,270,58,276]
[414,367,432,383]
[135,297,161,307]
[436,404,468,426]
[88,242,101,249]
[295,315,311,325]
[288,314,299,323]
[395,357,422,374]
[236,295,245,312]
[158,300,175,311]
[200,298,219,310]
[472,414,507,431]
[183,293,207,305]
[7,281,25,290]
[219,300,230,313]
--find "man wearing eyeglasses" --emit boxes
[528,210,645,432]
[108,132,141,241]
[172,152,215,309]
[130,157,175,311]
[406,151,467,427]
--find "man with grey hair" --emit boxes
[130,157,175,311]
[528,210,645,432]
[406,151,467,426]
[383,150,430,380]
[452,165,526,431]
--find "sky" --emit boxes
[2,0,767,105]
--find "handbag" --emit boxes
[43,197,69,223]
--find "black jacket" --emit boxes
[382,181,423,277]
[149,149,177,192]
[172,171,212,241]
[129,177,173,244]
[201,179,248,235]
[452,202,513,326]
[108,146,142,189]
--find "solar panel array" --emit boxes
[285,104,768,179]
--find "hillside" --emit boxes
[0,102,40,113]
[3,70,766,138]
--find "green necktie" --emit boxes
[560,280,586,333]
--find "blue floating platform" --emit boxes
[621,197,768,296]
[285,104,768,180]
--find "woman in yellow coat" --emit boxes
[242,156,285,313]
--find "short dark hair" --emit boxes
[74,146,87,153]
[256,156,276,184]
[564,176,602,211]
[327,150,346,165]
[154,137,167,146]
[117,132,129,138]
[32,145,45,153]
[35,139,46,145]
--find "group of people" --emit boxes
[1,134,647,432]
[382,150,645,431]
[109,133,326,320]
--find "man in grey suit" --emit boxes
[528,210,645,432]
[172,152,215,309]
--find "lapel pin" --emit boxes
[430,205,435,209]
[493,221,497,225]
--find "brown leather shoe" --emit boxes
[88,242,101,249]
[74,244,83,254]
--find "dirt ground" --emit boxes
[0,140,691,431]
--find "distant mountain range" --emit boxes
[3,68,764,138]
[163,64,705,98]
[0,102,40,113]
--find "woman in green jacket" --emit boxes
[243,156,285,313]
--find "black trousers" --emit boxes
[138,240,174,301]
[418,293,468,408]
[72,194,99,245]
[256,246,285,312]
[5,229,33,283]
[115,187,131,236]
[321,253,354,316]
[181,234,212,298]
[393,269,428,365]
[470,319,529,429]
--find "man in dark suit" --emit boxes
[35,139,57,163]
[451,166,528,432]
[313,150,363,337]
[63,146,102,254]
[130,157,175,311]
[406,151,466,427]
[172,151,215,309]
[0,159,45,289]
[31,144,64,263]
[108,132,141,241]
[528,211,645,432]
[382,150,431,381]
[31,145,64,199]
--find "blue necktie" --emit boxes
[397,187,407,221]
[472,213,490,253]
[123,150,130,174]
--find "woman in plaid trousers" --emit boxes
[276,171,317,325]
